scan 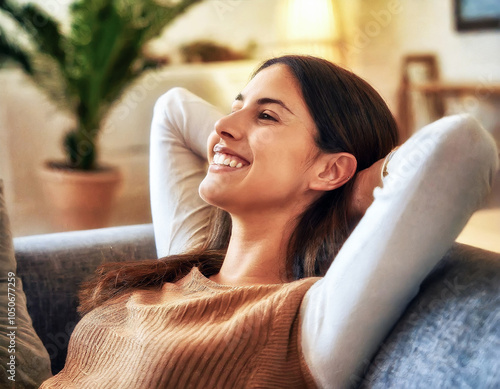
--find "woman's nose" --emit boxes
[214,111,245,141]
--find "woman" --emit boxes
[41,56,498,388]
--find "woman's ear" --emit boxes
[308,153,357,192]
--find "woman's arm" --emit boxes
[150,88,223,257]
[300,115,499,388]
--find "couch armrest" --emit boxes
[14,223,157,374]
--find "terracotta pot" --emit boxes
[39,162,122,231]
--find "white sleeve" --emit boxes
[299,114,499,388]
[149,87,223,257]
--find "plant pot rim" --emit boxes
[40,160,122,183]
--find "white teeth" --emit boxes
[213,153,245,169]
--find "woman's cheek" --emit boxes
[252,127,277,150]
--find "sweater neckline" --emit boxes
[189,267,238,290]
[185,267,288,291]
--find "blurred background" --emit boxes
[1,0,499,251]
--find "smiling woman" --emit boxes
[201,65,333,234]
[40,55,498,388]
[199,57,398,283]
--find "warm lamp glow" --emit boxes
[284,0,338,42]
[279,0,343,62]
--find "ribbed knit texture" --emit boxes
[41,267,320,388]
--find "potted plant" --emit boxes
[0,0,202,230]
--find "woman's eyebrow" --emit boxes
[234,93,295,115]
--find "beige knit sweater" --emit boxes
[41,267,321,388]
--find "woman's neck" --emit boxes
[210,212,296,286]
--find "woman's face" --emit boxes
[199,64,322,216]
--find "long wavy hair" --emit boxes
[78,55,399,315]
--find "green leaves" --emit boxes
[0,26,32,73]
[1,0,204,170]
[1,1,65,63]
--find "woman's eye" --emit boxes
[259,112,277,122]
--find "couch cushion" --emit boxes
[359,243,500,388]
[0,179,52,387]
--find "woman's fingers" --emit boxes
[348,158,385,224]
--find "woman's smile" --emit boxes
[209,144,251,171]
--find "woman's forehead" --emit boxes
[239,65,304,107]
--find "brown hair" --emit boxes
[78,55,398,314]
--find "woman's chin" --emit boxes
[199,178,230,208]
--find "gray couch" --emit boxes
[14,224,500,388]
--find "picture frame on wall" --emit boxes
[454,0,500,31]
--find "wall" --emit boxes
[153,0,279,61]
